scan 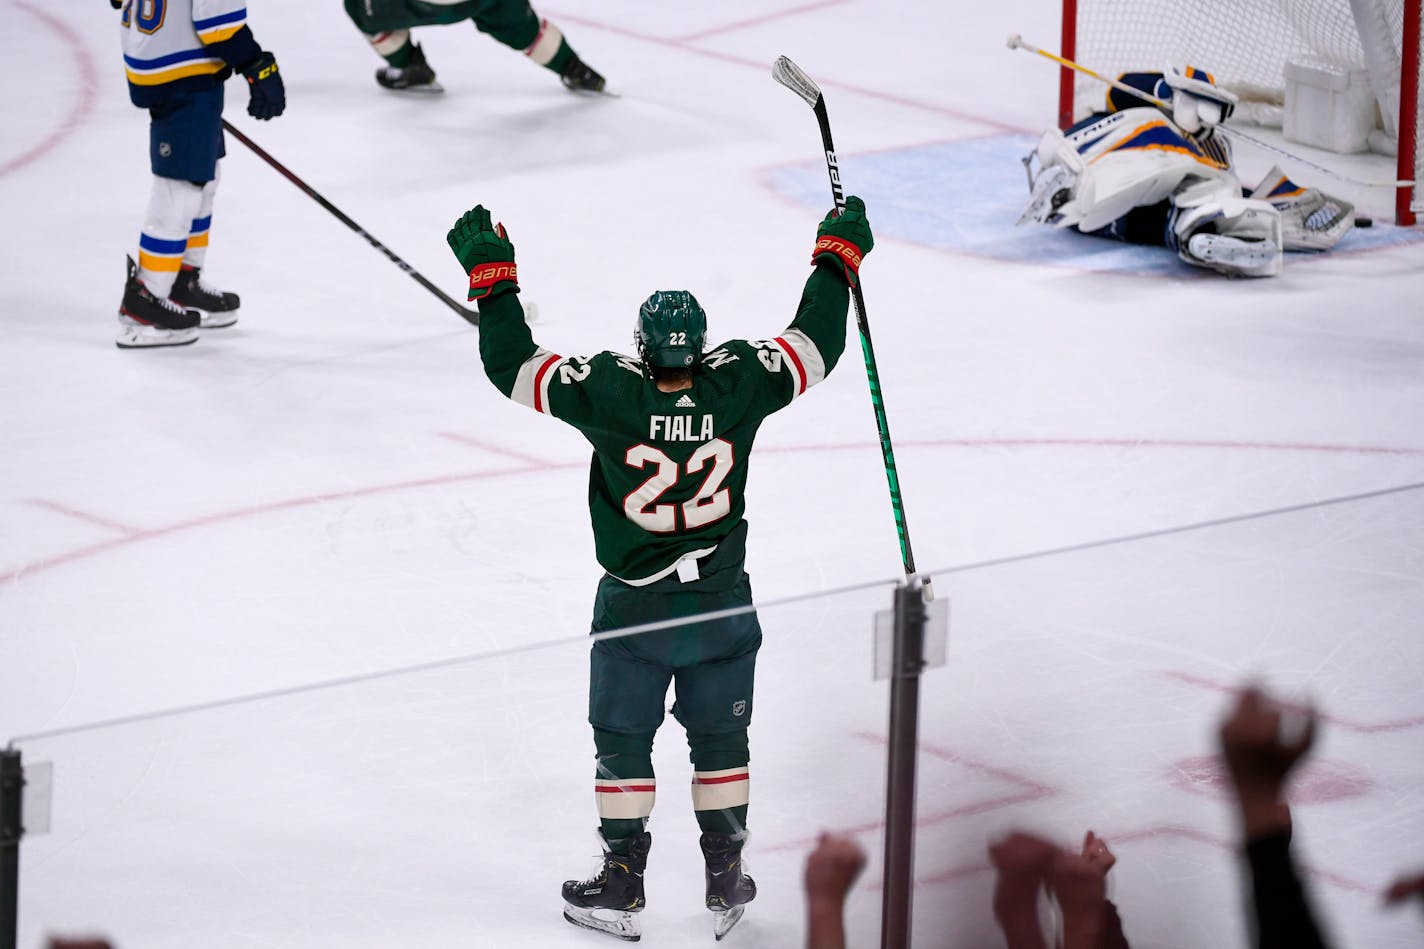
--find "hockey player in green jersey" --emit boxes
[345,0,605,94]
[447,197,873,941]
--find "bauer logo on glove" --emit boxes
[810,195,874,287]
[447,206,520,300]
[812,236,863,273]
[469,262,518,299]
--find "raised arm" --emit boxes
[447,205,539,397]
[762,195,874,396]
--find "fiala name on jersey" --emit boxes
[650,414,714,442]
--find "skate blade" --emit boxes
[566,84,619,99]
[562,904,641,941]
[115,322,199,349]
[384,82,444,95]
[197,309,239,329]
[712,905,745,941]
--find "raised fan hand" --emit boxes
[447,205,519,300]
[811,194,874,287]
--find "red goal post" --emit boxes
[1058,0,1423,225]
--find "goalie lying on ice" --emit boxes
[1017,67,1355,277]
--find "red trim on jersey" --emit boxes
[774,336,808,395]
[692,772,749,785]
[532,354,562,414]
[595,784,657,793]
[524,18,548,54]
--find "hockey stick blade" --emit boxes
[772,55,821,107]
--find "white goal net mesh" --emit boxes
[1066,0,1422,218]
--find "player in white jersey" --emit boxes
[114,0,285,348]
[1018,67,1355,278]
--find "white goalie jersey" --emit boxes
[1018,76,1355,277]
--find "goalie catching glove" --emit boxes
[1248,165,1355,252]
[447,205,519,300]
[811,195,874,287]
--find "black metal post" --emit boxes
[1,748,22,949]
[880,583,927,949]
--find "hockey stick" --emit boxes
[772,56,934,602]
[221,119,481,327]
[1006,34,1413,190]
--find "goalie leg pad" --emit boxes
[1017,129,1085,226]
[1170,180,1283,277]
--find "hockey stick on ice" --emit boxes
[1005,34,1413,190]
[772,56,933,602]
[221,119,483,328]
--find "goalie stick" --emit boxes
[222,119,497,328]
[772,56,934,603]
[1005,34,1413,191]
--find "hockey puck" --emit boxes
[1355,216,1373,228]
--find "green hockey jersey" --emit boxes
[476,264,851,584]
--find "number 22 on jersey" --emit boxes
[624,439,734,533]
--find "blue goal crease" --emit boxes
[764,134,1424,277]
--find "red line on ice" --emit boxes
[1163,670,1424,734]
[544,8,1020,132]
[3,434,1416,584]
[26,499,141,536]
[0,0,99,178]
[764,731,1056,854]
[673,0,853,42]
[438,432,558,467]
[1,463,563,585]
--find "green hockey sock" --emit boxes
[384,41,413,68]
[544,39,574,75]
[594,728,656,852]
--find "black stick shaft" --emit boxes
[221,119,478,327]
[806,98,931,598]
[1,749,21,949]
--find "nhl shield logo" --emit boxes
[158,142,172,158]
[732,699,747,717]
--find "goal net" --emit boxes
[1059,0,1422,223]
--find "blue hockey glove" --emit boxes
[239,52,285,121]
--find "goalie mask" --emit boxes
[635,290,707,370]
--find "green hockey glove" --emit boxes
[811,194,874,287]
[447,205,519,300]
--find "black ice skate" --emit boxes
[375,42,442,93]
[170,265,239,328]
[560,53,607,94]
[117,255,199,349]
[700,832,756,941]
[561,831,650,941]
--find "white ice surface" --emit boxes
[2,1,1424,947]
